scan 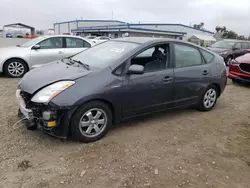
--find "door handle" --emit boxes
[162,76,173,83]
[58,51,63,54]
[202,70,209,76]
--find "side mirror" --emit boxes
[127,65,144,75]
[232,47,239,51]
[32,44,40,50]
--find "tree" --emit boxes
[215,26,221,33]
[215,26,227,33]
[222,30,238,39]
[193,22,204,29]
[238,35,246,40]
[248,36,250,41]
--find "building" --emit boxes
[54,20,214,41]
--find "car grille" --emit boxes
[239,63,250,74]
[239,75,250,81]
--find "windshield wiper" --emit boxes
[69,58,90,70]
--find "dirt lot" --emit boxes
[0,77,250,188]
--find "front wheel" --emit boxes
[70,101,112,143]
[4,59,28,78]
[197,85,218,111]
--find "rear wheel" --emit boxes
[4,59,28,78]
[70,101,112,143]
[197,85,218,111]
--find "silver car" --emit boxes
[0,35,94,77]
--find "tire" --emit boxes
[197,85,218,111]
[3,59,28,78]
[70,101,112,143]
[232,79,238,84]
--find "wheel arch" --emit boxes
[3,57,30,72]
[71,98,119,124]
[211,83,221,97]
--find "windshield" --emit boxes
[71,41,139,68]
[211,40,236,49]
[20,36,46,47]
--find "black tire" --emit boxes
[232,79,238,84]
[70,101,112,143]
[3,59,28,78]
[197,85,218,111]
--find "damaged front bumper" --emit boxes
[16,89,75,139]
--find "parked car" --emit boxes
[6,33,13,38]
[17,37,227,142]
[228,53,250,83]
[85,36,96,40]
[208,39,250,66]
[91,36,111,44]
[0,35,94,77]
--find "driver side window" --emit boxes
[38,37,63,49]
[131,44,169,73]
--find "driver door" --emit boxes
[121,43,174,118]
[29,37,65,68]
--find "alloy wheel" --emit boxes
[203,88,217,109]
[8,62,25,77]
[79,108,107,138]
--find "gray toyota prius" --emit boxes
[17,37,227,143]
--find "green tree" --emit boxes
[222,30,238,39]
[238,35,246,40]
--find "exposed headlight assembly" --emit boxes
[31,81,75,103]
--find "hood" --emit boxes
[0,46,27,55]
[207,47,229,53]
[19,61,91,94]
[236,53,250,64]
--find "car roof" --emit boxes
[222,39,250,43]
[112,37,195,47]
[40,35,94,45]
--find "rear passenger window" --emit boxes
[200,49,214,63]
[241,43,249,49]
[66,38,91,48]
[174,44,202,68]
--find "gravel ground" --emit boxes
[0,77,250,188]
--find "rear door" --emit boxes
[172,43,211,107]
[30,37,65,67]
[64,37,91,57]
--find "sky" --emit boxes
[1,0,250,35]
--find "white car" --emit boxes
[0,35,94,77]
[91,36,111,44]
